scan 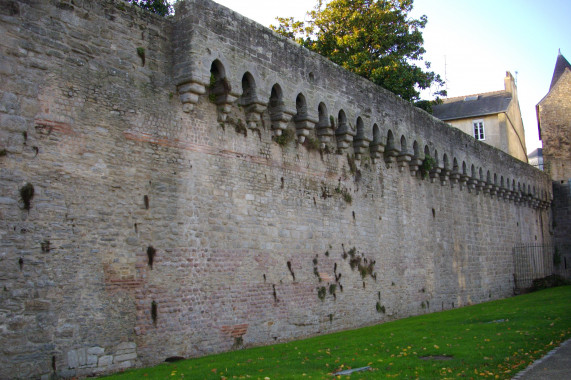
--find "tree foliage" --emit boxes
[126,0,172,17]
[271,0,445,102]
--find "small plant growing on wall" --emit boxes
[343,246,376,280]
[274,128,294,146]
[349,255,361,270]
[317,286,327,301]
[334,185,352,204]
[304,136,321,152]
[20,183,35,211]
[329,284,337,300]
[376,302,385,313]
[420,155,436,179]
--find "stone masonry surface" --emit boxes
[538,68,571,183]
[537,64,571,249]
[0,0,554,378]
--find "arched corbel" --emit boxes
[293,94,317,143]
[384,130,399,166]
[178,77,207,113]
[316,103,334,149]
[240,72,267,129]
[483,171,493,195]
[268,84,295,136]
[396,135,412,172]
[459,162,470,190]
[449,158,460,188]
[409,141,423,177]
[439,154,451,185]
[353,117,371,160]
[369,124,386,160]
[429,151,442,183]
[335,110,356,152]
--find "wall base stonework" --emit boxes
[552,181,571,279]
[0,0,553,378]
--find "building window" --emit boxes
[473,120,485,140]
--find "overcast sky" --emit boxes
[206,0,571,154]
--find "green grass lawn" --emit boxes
[102,286,571,379]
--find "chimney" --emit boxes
[504,71,516,95]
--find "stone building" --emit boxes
[536,51,571,182]
[536,51,571,250]
[527,148,544,171]
[433,72,528,162]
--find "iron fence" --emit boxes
[513,243,571,290]
[513,244,554,290]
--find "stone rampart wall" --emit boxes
[0,0,553,378]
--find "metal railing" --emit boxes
[513,244,554,290]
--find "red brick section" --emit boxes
[220,324,249,338]
[103,263,144,293]
[123,129,339,180]
[34,119,76,136]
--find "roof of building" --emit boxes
[527,148,542,159]
[433,91,512,121]
[549,50,571,90]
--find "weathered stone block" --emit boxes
[98,355,113,367]
[87,354,98,365]
[114,352,137,363]
[87,346,105,355]
[116,342,136,351]
[67,350,78,369]
[0,114,27,132]
[0,197,16,205]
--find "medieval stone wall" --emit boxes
[0,0,553,378]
